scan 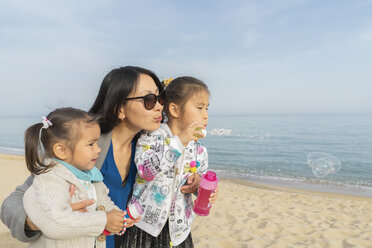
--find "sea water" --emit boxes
[1,115,371,196]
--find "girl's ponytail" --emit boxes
[24,108,96,175]
[24,123,47,175]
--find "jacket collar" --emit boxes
[53,158,103,182]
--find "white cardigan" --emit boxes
[23,160,119,248]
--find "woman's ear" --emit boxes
[117,105,126,121]
[53,143,69,160]
[168,103,180,118]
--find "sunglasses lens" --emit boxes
[158,91,165,106]
[144,94,157,110]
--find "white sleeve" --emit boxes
[196,143,208,174]
[95,181,120,212]
[134,130,184,181]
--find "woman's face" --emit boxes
[122,73,163,132]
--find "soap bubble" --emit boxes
[208,129,232,136]
[307,152,341,177]
[249,133,271,143]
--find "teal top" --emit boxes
[100,141,138,248]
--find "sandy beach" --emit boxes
[1,154,372,248]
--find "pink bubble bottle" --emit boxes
[193,171,219,216]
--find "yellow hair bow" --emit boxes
[163,77,173,87]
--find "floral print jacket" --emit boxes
[129,123,208,246]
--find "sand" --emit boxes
[1,154,372,248]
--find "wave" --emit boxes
[0,146,24,155]
[211,166,372,197]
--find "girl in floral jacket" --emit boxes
[121,77,218,248]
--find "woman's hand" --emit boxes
[209,186,219,204]
[180,173,201,194]
[69,184,95,212]
[25,216,39,231]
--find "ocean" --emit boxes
[1,115,372,197]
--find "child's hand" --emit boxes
[105,210,125,233]
[126,216,141,228]
[69,184,95,212]
[209,186,219,204]
[178,122,205,146]
[180,173,201,194]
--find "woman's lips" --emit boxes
[154,116,162,122]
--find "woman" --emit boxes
[0,66,201,247]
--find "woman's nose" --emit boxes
[154,100,163,111]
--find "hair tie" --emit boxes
[163,77,173,87]
[41,116,53,129]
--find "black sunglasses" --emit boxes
[125,91,165,110]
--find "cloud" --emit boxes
[1,0,372,116]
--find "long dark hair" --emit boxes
[164,76,209,118]
[89,66,163,134]
[25,107,96,175]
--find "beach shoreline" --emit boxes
[2,152,372,198]
[1,153,372,247]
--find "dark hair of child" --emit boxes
[24,107,96,175]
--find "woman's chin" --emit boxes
[146,122,161,131]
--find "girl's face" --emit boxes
[122,74,164,132]
[180,90,209,130]
[66,122,101,171]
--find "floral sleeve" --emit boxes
[134,128,184,181]
[195,142,208,175]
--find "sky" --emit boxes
[1,0,372,117]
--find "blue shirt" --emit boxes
[100,140,137,248]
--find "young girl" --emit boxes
[121,76,217,247]
[22,108,125,248]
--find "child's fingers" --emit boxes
[209,196,217,204]
[70,199,95,212]
[194,129,204,139]
[69,184,76,197]
[209,193,217,203]
[209,187,219,204]
[188,122,205,133]
[181,174,200,194]
[69,184,96,212]
[126,217,141,227]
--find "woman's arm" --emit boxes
[0,175,41,242]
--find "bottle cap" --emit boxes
[205,171,216,181]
